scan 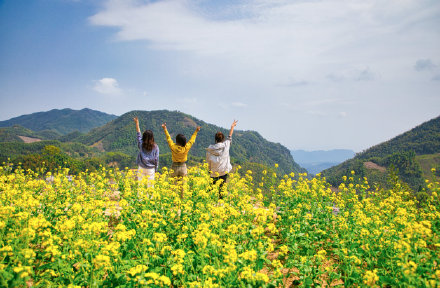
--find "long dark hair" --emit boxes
[176,134,187,147]
[215,131,225,143]
[142,130,155,151]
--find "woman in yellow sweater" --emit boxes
[161,122,201,178]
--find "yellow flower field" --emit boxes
[0,163,439,287]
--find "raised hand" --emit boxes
[229,120,237,137]
[134,117,140,133]
[161,123,167,129]
[196,126,201,132]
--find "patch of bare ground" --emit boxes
[103,188,122,236]
[91,139,105,152]
[363,161,386,172]
[182,117,197,128]
[330,186,339,193]
[259,266,301,288]
[18,135,41,143]
[317,258,344,287]
[108,161,119,168]
[281,267,301,288]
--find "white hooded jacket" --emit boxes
[206,136,232,177]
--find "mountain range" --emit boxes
[0,108,117,135]
[2,108,438,189]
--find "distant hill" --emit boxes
[355,116,440,159]
[0,140,100,161]
[322,115,440,190]
[0,108,117,135]
[0,125,61,143]
[291,149,355,175]
[76,110,305,175]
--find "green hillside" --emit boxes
[417,153,440,182]
[0,125,60,142]
[0,140,101,158]
[322,115,440,190]
[0,110,305,176]
[0,108,117,135]
[356,115,440,159]
[77,110,305,175]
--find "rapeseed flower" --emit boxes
[363,270,379,286]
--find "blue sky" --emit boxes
[1,0,439,151]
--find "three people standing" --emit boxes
[134,116,238,198]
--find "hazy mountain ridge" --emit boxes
[0,108,117,135]
[322,115,440,190]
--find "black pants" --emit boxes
[212,174,228,199]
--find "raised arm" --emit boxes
[134,117,141,133]
[134,117,142,149]
[162,123,174,148]
[186,126,201,149]
[229,120,238,138]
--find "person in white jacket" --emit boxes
[206,120,238,199]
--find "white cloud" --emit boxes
[279,78,309,87]
[89,0,440,151]
[90,0,439,64]
[231,102,247,108]
[355,68,376,81]
[414,59,440,81]
[414,59,437,71]
[327,67,377,82]
[88,0,439,102]
[93,78,122,95]
[306,110,327,116]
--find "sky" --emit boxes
[0,0,439,152]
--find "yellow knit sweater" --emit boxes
[164,128,198,163]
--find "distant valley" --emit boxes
[290,149,355,175]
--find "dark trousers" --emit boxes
[212,174,228,199]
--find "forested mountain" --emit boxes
[0,108,117,134]
[356,115,440,159]
[76,110,305,175]
[322,115,440,190]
